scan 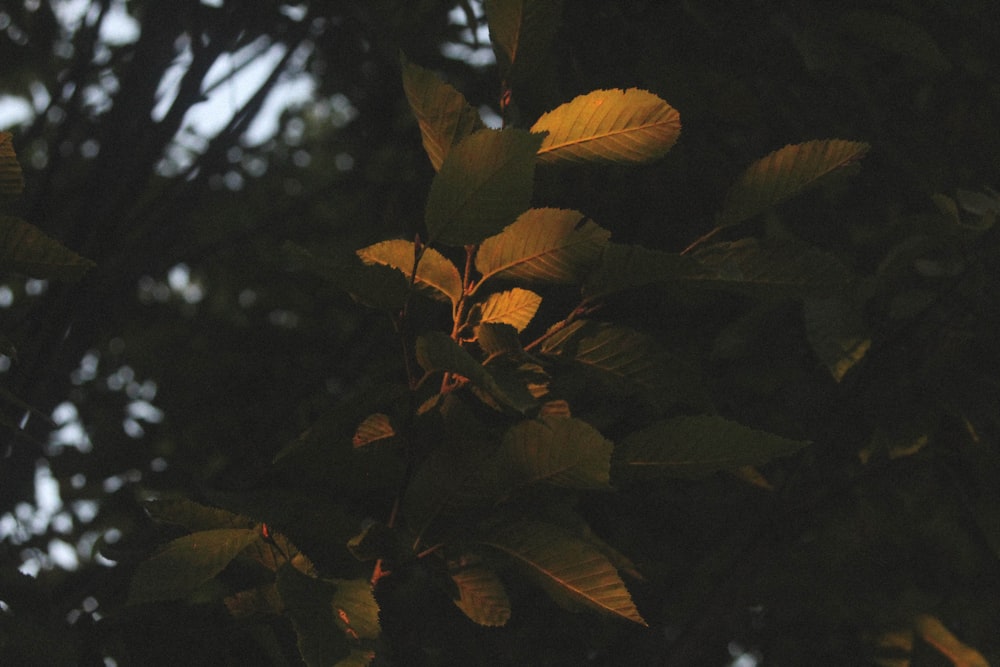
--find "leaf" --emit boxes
[803,294,871,382]
[485,0,564,88]
[839,11,950,73]
[531,89,680,165]
[282,241,409,310]
[402,56,486,171]
[145,498,254,532]
[539,320,696,401]
[476,322,523,356]
[224,584,283,618]
[482,520,646,625]
[276,566,351,667]
[717,140,870,227]
[915,614,989,667]
[425,128,543,246]
[692,238,853,297]
[0,215,95,280]
[352,413,396,447]
[357,239,462,306]
[0,132,25,198]
[582,242,718,300]
[476,208,610,285]
[495,416,612,490]
[476,287,542,332]
[331,578,380,641]
[616,415,809,479]
[449,554,512,626]
[128,528,261,604]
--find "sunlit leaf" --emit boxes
[496,416,612,490]
[128,528,261,604]
[582,242,717,300]
[476,287,542,332]
[0,132,25,198]
[352,413,396,448]
[692,238,853,296]
[276,565,352,667]
[616,415,809,478]
[449,554,512,626]
[717,140,870,227]
[476,208,610,285]
[402,56,485,171]
[425,129,543,246]
[0,215,95,280]
[531,89,680,165]
[357,240,463,306]
[915,614,989,667]
[539,320,696,401]
[485,0,563,89]
[331,578,380,640]
[804,294,871,382]
[482,520,646,625]
[283,241,409,309]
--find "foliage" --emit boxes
[3,1,1000,666]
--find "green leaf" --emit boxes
[425,128,543,246]
[0,132,25,198]
[476,287,542,332]
[482,520,646,625]
[449,553,512,626]
[276,566,352,667]
[531,89,680,165]
[0,215,95,280]
[331,578,381,641]
[803,294,871,382]
[476,208,610,285]
[582,242,717,300]
[144,498,254,532]
[496,416,612,490]
[476,322,523,356]
[282,241,409,309]
[485,0,563,89]
[352,413,396,448]
[692,238,853,297]
[128,528,261,604]
[616,415,809,479]
[402,56,486,171]
[224,584,283,618]
[357,239,463,306]
[539,320,696,401]
[717,140,870,227]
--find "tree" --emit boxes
[2,1,999,665]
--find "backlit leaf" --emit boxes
[496,416,612,489]
[476,208,610,284]
[402,56,485,171]
[283,241,409,309]
[717,140,870,227]
[482,520,646,625]
[476,287,542,332]
[449,554,512,626]
[531,89,680,165]
[582,242,717,300]
[0,132,25,197]
[616,415,809,478]
[485,0,563,89]
[0,215,95,280]
[352,413,396,448]
[357,239,463,306]
[128,528,260,604]
[692,238,853,297]
[331,578,380,640]
[425,128,543,246]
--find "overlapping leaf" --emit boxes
[276,566,352,667]
[476,208,610,285]
[803,294,871,382]
[476,322,523,356]
[0,215,95,280]
[482,520,646,625]
[495,416,612,490]
[531,89,680,165]
[0,132,25,198]
[616,415,809,478]
[476,287,542,332]
[401,57,485,171]
[485,0,563,89]
[283,241,409,309]
[145,498,253,532]
[717,139,870,227]
[582,242,718,300]
[128,528,261,604]
[331,578,381,641]
[425,128,542,245]
[357,239,463,305]
[352,413,396,447]
[449,555,512,626]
